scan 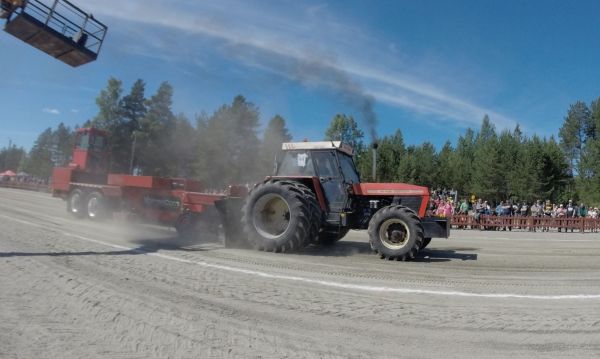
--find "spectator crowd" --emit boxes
[428,189,600,221]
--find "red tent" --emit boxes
[0,170,16,177]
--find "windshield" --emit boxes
[338,153,360,183]
[76,132,90,149]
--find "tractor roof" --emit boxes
[282,141,354,156]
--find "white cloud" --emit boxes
[78,0,517,129]
[70,109,79,113]
[43,108,60,115]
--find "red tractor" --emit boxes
[218,141,449,261]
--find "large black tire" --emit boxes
[86,191,109,220]
[420,237,432,250]
[368,205,423,261]
[67,189,87,218]
[242,180,319,252]
[279,180,322,246]
[317,227,350,245]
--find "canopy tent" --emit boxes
[16,171,29,177]
[0,170,16,176]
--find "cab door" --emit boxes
[312,151,347,212]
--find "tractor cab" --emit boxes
[70,127,109,175]
[277,141,358,213]
[2,0,107,66]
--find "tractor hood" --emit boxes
[352,183,429,196]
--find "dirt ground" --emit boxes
[1,187,600,358]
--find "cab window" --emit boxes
[76,132,90,149]
[278,151,316,176]
[90,134,106,151]
[312,151,339,178]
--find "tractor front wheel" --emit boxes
[242,180,315,252]
[368,205,423,261]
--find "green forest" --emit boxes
[2,77,600,205]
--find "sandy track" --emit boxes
[1,187,600,358]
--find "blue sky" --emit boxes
[1,0,600,150]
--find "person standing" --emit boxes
[0,0,26,19]
[459,199,469,215]
[542,200,553,232]
[580,203,588,218]
[520,202,529,216]
[443,200,454,218]
[530,200,543,232]
[566,199,577,232]
[556,204,566,232]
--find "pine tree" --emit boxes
[23,128,54,179]
[196,95,261,187]
[559,101,592,176]
[91,77,123,130]
[436,141,455,191]
[324,114,364,148]
[471,116,502,202]
[395,142,437,187]
[120,79,147,173]
[52,123,74,167]
[90,77,131,172]
[136,82,176,176]
[121,79,147,130]
[0,143,26,172]
[169,113,197,178]
[260,115,292,175]
[366,129,406,182]
[376,130,405,183]
[540,136,570,203]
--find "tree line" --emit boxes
[5,77,293,188]
[352,116,571,204]
[3,77,599,205]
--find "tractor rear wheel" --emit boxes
[67,189,87,218]
[368,205,423,261]
[276,180,322,246]
[242,180,316,252]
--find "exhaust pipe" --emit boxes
[371,142,378,182]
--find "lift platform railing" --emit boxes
[4,0,107,66]
[10,0,107,54]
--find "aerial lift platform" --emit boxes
[1,0,107,66]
